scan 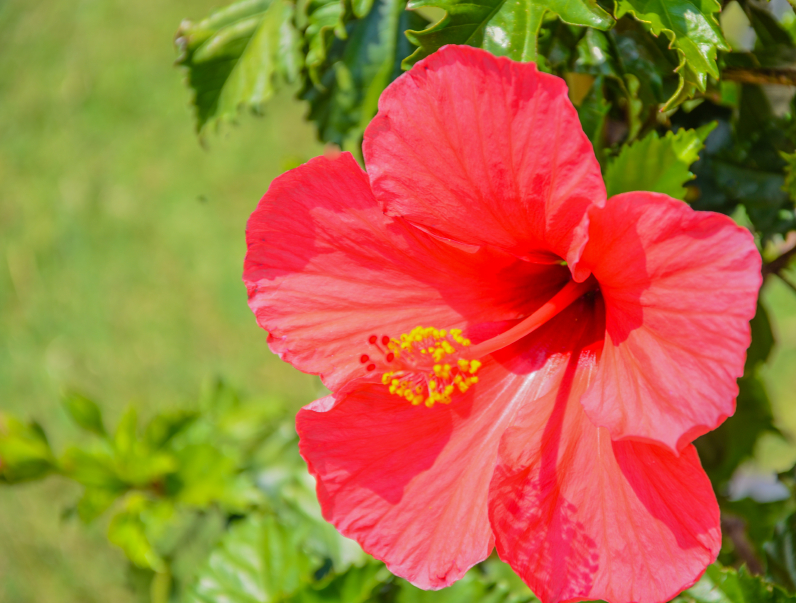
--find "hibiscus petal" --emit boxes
[244,151,568,391]
[577,192,762,452]
[488,301,720,603]
[296,358,531,589]
[363,45,605,265]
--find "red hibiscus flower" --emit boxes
[243,45,761,603]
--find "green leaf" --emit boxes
[695,374,778,487]
[60,446,127,490]
[604,123,715,199]
[171,443,260,510]
[289,562,386,602]
[576,77,611,156]
[613,0,729,108]
[403,0,613,66]
[781,150,796,202]
[184,513,315,603]
[303,0,427,145]
[75,487,120,523]
[62,391,106,437]
[107,494,167,572]
[747,302,775,371]
[765,511,796,593]
[0,414,55,483]
[175,0,303,133]
[677,564,796,602]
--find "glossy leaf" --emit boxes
[303,0,427,145]
[175,0,302,133]
[403,0,613,66]
[184,513,314,603]
[695,375,778,487]
[676,564,796,602]
[62,392,107,437]
[604,123,715,199]
[613,0,729,107]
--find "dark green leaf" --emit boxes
[403,0,613,66]
[676,564,796,602]
[781,150,796,202]
[747,302,775,370]
[0,414,55,483]
[576,76,611,156]
[746,3,794,50]
[62,392,107,437]
[613,0,729,107]
[765,511,796,593]
[695,375,778,486]
[303,0,427,145]
[184,513,315,603]
[604,123,715,199]
[175,0,303,133]
[289,562,386,602]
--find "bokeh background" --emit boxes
[2,0,796,601]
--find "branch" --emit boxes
[721,514,765,575]
[763,244,796,276]
[723,68,796,86]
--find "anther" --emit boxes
[360,354,370,363]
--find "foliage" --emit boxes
[169,0,796,595]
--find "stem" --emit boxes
[723,68,796,87]
[466,276,598,358]
[763,244,796,277]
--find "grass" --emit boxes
[2,0,796,601]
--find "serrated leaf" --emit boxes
[303,0,427,144]
[62,391,106,437]
[184,514,314,603]
[403,0,613,66]
[676,564,796,602]
[613,0,729,108]
[604,123,715,199]
[175,0,303,133]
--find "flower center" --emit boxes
[362,276,598,408]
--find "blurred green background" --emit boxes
[0,0,323,600]
[2,0,796,601]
